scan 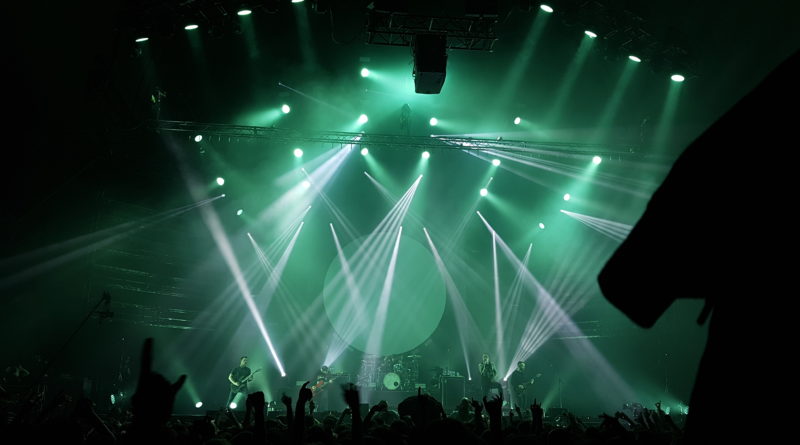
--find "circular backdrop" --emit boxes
[323,233,446,355]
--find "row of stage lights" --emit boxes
[135,3,686,83]
[201,135,602,223]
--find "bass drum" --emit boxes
[382,372,401,390]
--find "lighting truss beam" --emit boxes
[366,11,498,51]
[153,120,668,160]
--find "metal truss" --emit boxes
[154,120,674,161]
[365,10,498,51]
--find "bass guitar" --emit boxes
[230,368,261,392]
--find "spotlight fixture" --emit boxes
[422,151,430,159]
[185,24,199,30]
[281,104,291,113]
[480,188,488,196]
[540,4,554,13]
[135,37,149,43]
[358,114,369,124]
[216,177,225,186]
[360,67,370,77]
[584,30,597,38]
[492,159,501,166]
[361,148,369,156]
[628,55,642,63]
[195,402,203,408]
[194,135,203,142]
[539,223,545,229]
[592,156,602,165]
[671,74,685,82]
[563,193,571,201]
[429,117,438,126]
[237,209,243,216]
[514,117,521,125]
[293,148,303,158]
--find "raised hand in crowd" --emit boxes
[294,381,312,443]
[530,398,543,434]
[246,391,266,443]
[130,338,186,438]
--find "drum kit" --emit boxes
[358,353,422,391]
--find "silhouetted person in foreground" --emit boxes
[599,50,799,444]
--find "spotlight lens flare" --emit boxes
[628,55,642,63]
[237,9,252,16]
[358,114,369,124]
[585,30,597,38]
[293,148,303,158]
[492,159,501,166]
[563,193,571,201]
[216,177,225,186]
[540,4,554,13]
[195,402,203,408]
[429,117,438,126]
[480,188,488,196]
[514,116,521,125]
[361,147,369,156]
[422,151,430,159]
[671,74,685,82]
[301,180,311,189]
[237,209,243,216]
[281,104,291,114]
[135,37,149,43]
[194,135,203,142]
[185,24,199,30]
[592,155,602,165]
[539,223,545,229]
[360,67,370,77]
[229,403,237,409]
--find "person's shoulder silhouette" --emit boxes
[599,50,799,444]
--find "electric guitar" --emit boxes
[514,373,542,395]
[311,373,342,394]
[230,368,261,392]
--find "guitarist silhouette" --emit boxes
[227,356,260,407]
[510,361,541,408]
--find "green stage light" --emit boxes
[195,402,203,408]
[480,188,488,196]
[628,55,641,63]
[540,4,554,13]
[194,134,203,142]
[236,209,244,216]
[185,24,199,30]
[539,223,545,229]
[514,116,521,125]
[360,67,370,77]
[592,155,602,165]
[429,117,438,126]
[563,193,571,201]
[293,148,303,158]
[492,159,501,166]
[216,177,225,186]
[237,9,252,16]
[584,30,597,38]
[358,114,369,124]
[281,104,291,114]
[135,37,149,43]
[361,148,369,156]
[671,74,685,82]
[301,180,311,189]
[422,151,430,159]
